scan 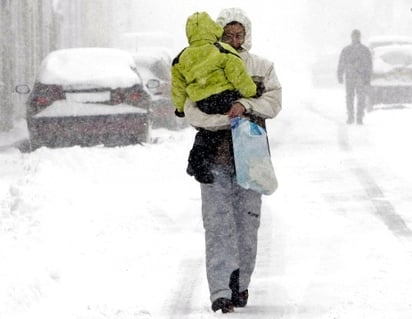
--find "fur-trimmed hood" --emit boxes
[216,8,252,51]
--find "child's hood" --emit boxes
[185,12,223,45]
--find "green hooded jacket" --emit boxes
[171,12,257,112]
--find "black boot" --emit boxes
[229,269,249,307]
[211,298,234,313]
[232,289,249,307]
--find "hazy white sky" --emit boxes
[131,0,306,54]
[111,0,412,85]
[125,0,411,56]
[124,0,308,81]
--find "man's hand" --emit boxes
[227,102,246,118]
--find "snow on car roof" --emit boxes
[372,45,412,74]
[133,52,171,81]
[368,35,412,48]
[136,47,172,63]
[38,48,141,89]
[373,44,412,57]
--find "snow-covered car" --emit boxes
[368,44,412,106]
[26,48,152,150]
[133,52,176,129]
[367,35,412,51]
[134,50,187,130]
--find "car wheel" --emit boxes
[29,137,41,151]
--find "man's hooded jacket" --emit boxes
[171,12,256,112]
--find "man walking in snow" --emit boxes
[337,29,373,125]
[182,8,282,313]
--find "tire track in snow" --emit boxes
[252,201,292,317]
[163,204,282,317]
[352,167,412,238]
[253,202,276,312]
[309,102,412,241]
[165,257,203,318]
[337,124,412,240]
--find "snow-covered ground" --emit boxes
[1,87,412,318]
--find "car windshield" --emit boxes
[375,45,412,66]
[368,36,412,50]
[134,55,171,81]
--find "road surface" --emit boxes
[162,88,412,318]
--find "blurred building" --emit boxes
[0,0,116,132]
[1,0,58,131]
[304,0,412,56]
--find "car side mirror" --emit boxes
[146,79,160,89]
[15,84,31,94]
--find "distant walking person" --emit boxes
[337,29,372,125]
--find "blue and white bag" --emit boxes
[231,117,278,195]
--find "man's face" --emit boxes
[222,23,245,50]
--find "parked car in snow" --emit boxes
[133,51,176,129]
[26,48,152,150]
[134,49,187,130]
[368,44,412,107]
[113,32,186,129]
[367,35,412,51]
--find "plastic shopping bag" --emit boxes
[231,117,278,195]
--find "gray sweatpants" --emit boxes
[345,78,367,120]
[200,164,262,302]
